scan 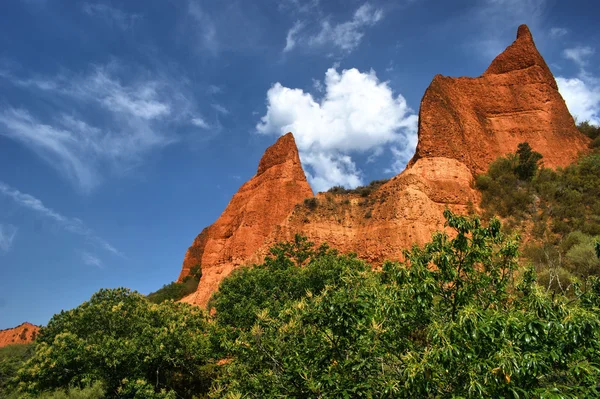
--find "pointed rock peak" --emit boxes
[516,24,533,40]
[256,132,303,176]
[483,24,557,89]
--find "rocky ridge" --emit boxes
[0,322,39,348]
[179,25,590,306]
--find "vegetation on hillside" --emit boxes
[327,178,389,197]
[476,131,600,294]
[3,123,600,397]
[146,265,202,304]
[3,211,600,398]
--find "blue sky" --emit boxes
[0,0,599,328]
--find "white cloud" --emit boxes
[211,103,229,115]
[308,3,383,53]
[557,76,600,125]
[283,3,383,54]
[0,181,120,255]
[549,27,568,38]
[557,45,600,125]
[257,67,417,192]
[191,117,210,129]
[82,251,103,268]
[82,3,141,31]
[283,21,304,52]
[563,46,595,68]
[0,224,17,253]
[0,65,206,191]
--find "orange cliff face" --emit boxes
[179,25,590,307]
[0,322,39,347]
[178,133,314,306]
[409,25,590,175]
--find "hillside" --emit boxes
[0,323,39,348]
[179,24,590,306]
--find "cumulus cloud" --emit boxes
[557,76,600,125]
[283,3,383,54]
[257,67,417,192]
[0,181,120,255]
[0,64,208,191]
[0,224,17,253]
[557,45,600,125]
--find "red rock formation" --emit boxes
[178,133,314,305]
[409,24,590,174]
[0,322,39,347]
[179,25,590,307]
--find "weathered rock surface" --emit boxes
[0,322,39,347]
[409,25,590,174]
[179,25,590,307]
[178,133,314,306]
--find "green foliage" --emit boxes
[477,143,600,284]
[209,234,366,331]
[15,288,217,398]
[0,343,34,397]
[515,142,543,181]
[577,120,600,147]
[147,275,200,304]
[212,212,600,398]
[10,382,106,399]
[326,179,389,196]
[303,197,319,210]
[476,154,533,219]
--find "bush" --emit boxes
[0,343,34,397]
[209,234,365,331]
[303,197,319,210]
[16,288,217,398]
[212,212,600,398]
[325,179,390,196]
[147,276,200,304]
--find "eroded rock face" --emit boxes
[0,322,39,347]
[179,25,590,307]
[409,24,590,175]
[178,133,314,306]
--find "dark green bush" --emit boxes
[16,288,217,398]
[212,212,600,398]
[303,197,319,210]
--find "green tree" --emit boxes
[209,234,365,331]
[515,142,543,181]
[212,212,600,398]
[15,288,217,398]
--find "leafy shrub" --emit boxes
[209,234,365,331]
[212,212,600,398]
[303,197,319,210]
[17,382,105,399]
[577,120,600,145]
[326,179,389,196]
[0,343,34,397]
[15,288,217,398]
[147,277,200,304]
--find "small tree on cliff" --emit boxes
[515,142,543,181]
